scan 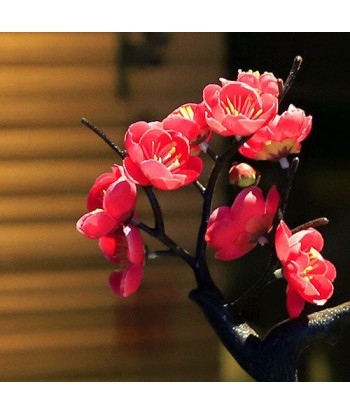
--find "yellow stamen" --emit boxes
[169,158,181,169]
[162,146,177,162]
[226,98,238,115]
[253,108,264,119]
[179,105,194,120]
[248,106,256,118]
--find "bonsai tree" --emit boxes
[76,57,350,382]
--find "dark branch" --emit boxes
[138,186,197,270]
[292,217,329,234]
[278,157,300,220]
[191,284,350,382]
[229,255,278,314]
[206,146,219,162]
[194,135,253,290]
[194,180,206,196]
[147,249,173,259]
[279,55,303,103]
[81,118,126,158]
[142,186,165,235]
[196,142,235,263]
[190,288,261,379]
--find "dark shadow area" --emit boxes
[225,33,350,381]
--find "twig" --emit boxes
[279,55,303,104]
[196,142,235,264]
[139,186,197,270]
[142,186,165,235]
[229,255,278,314]
[147,249,173,259]
[194,135,254,289]
[278,157,300,220]
[291,217,329,234]
[194,180,206,196]
[81,118,126,158]
[206,146,219,162]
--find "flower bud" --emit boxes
[228,163,260,187]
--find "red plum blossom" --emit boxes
[275,220,336,318]
[123,121,203,190]
[203,80,278,137]
[239,104,312,163]
[205,186,280,260]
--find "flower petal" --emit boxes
[309,276,334,303]
[230,187,265,227]
[324,259,337,282]
[205,207,238,250]
[141,159,172,179]
[124,224,145,265]
[103,178,137,222]
[286,285,305,318]
[275,220,293,263]
[87,172,118,211]
[265,185,280,217]
[109,264,143,297]
[290,228,324,252]
[76,209,118,239]
[123,157,150,186]
[99,231,127,264]
[205,115,232,136]
[222,114,266,136]
[215,234,255,261]
[163,114,199,140]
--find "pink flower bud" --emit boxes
[228,162,260,187]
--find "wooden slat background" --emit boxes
[0,32,232,381]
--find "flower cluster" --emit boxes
[77,65,336,319]
[76,165,144,297]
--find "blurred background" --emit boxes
[0,32,349,381]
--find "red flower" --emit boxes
[275,220,337,318]
[205,186,280,260]
[76,166,137,239]
[123,121,203,190]
[203,81,278,137]
[239,104,312,162]
[162,102,212,154]
[235,70,280,97]
[86,164,127,211]
[99,224,145,297]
